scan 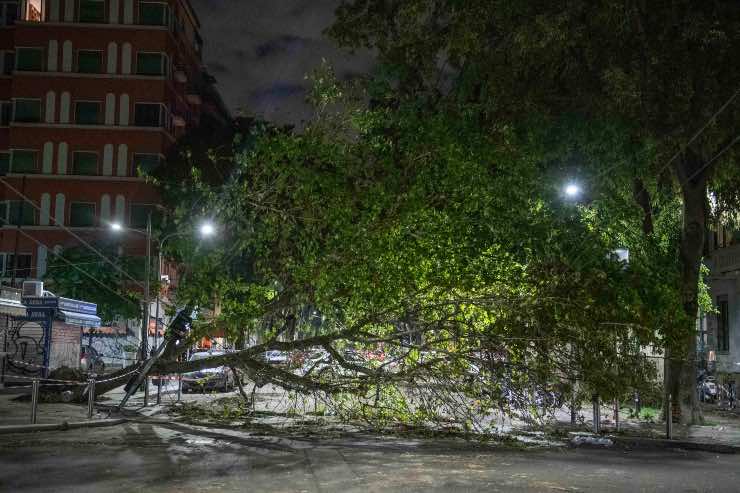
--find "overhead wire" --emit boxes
[0,177,144,288]
[8,226,139,309]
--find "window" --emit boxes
[3,254,32,279]
[14,99,41,122]
[72,151,98,175]
[78,0,105,23]
[3,200,36,225]
[139,2,168,26]
[10,150,37,173]
[77,50,103,73]
[15,47,43,71]
[24,0,41,21]
[0,2,17,26]
[0,51,14,75]
[717,296,730,352]
[132,153,162,174]
[70,202,95,227]
[0,101,11,125]
[0,152,8,174]
[75,101,101,125]
[134,103,165,127]
[129,204,160,229]
[136,52,167,76]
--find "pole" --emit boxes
[1,317,7,388]
[141,212,152,406]
[177,373,182,403]
[87,374,96,419]
[614,399,619,433]
[666,393,673,439]
[154,243,163,406]
[634,391,641,416]
[30,378,39,424]
[154,248,162,366]
[156,375,162,405]
[592,394,600,434]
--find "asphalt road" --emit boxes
[2,420,740,493]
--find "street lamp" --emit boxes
[110,215,153,368]
[153,222,217,354]
[111,218,217,405]
[564,183,581,198]
[200,222,215,237]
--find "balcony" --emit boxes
[709,243,740,274]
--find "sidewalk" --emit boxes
[0,393,110,427]
[557,403,740,451]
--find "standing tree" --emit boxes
[328,0,740,424]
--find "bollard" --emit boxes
[177,374,182,403]
[614,399,619,433]
[30,378,39,424]
[156,375,162,405]
[666,393,673,440]
[592,394,601,434]
[634,391,641,416]
[87,375,96,419]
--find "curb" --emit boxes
[610,435,740,454]
[0,418,127,435]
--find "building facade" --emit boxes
[703,224,740,377]
[0,0,224,283]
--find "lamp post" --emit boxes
[153,221,216,348]
[110,215,151,364]
[111,219,216,405]
[111,214,152,404]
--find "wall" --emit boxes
[48,321,80,369]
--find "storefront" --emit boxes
[1,292,101,383]
[0,287,34,386]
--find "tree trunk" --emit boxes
[670,150,708,425]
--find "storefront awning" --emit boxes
[0,299,28,317]
[59,311,101,328]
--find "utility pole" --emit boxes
[140,212,152,405]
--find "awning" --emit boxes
[0,299,28,317]
[59,310,101,327]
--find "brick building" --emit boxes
[0,0,228,284]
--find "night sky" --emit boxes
[190,0,372,125]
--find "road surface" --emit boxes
[2,419,740,492]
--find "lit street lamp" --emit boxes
[200,222,215,237]
[153,221,215,352]
[564,183,581,198]
[110,218,216,405]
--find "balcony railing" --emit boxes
[709,243,740,274]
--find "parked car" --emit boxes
[699,377,718,402]
[301,350,332,375]
[181,351,234,393]
[265,350,289,366]
[80,345,105,373]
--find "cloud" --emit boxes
[189,0,373,125]
[255,35,306,58]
